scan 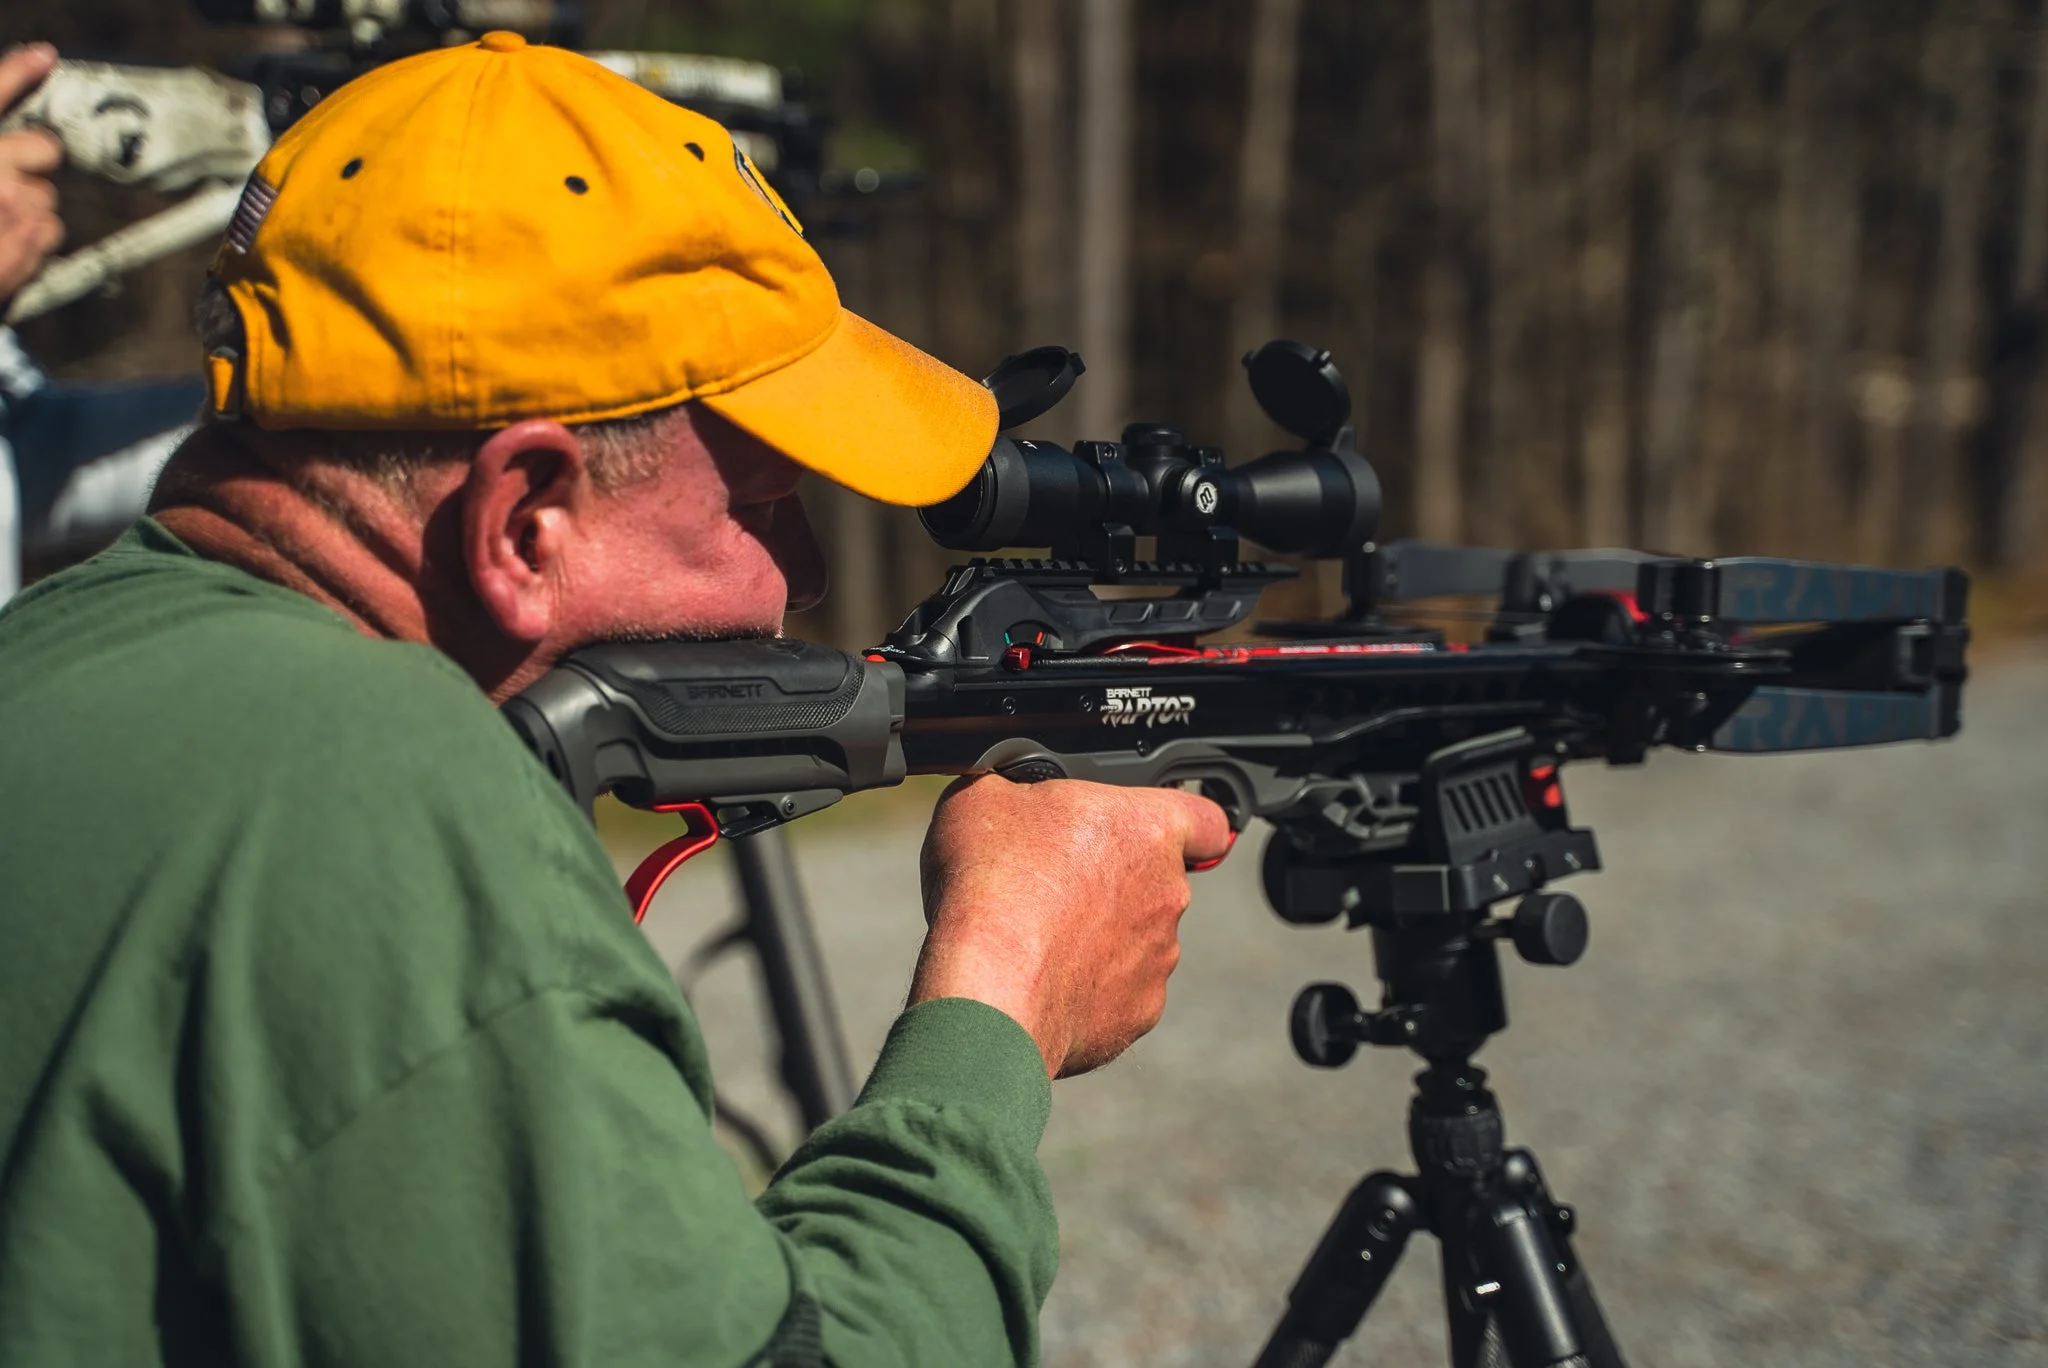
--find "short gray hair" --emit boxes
[191,281,678,495]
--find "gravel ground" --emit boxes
[627,643,2048,1368]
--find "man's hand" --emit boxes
[0,43,63,308]
[912,776,1234,1078]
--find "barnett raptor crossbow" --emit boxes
[505,341,1969,1368]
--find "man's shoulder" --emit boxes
[4,518,672,1067]
[4,519,542,794]
[175,599,536,792]
[0,532,699,1259]
[0,519,622,944]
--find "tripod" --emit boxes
[1252,731,1629,1368]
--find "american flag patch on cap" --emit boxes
[224,175,278,254]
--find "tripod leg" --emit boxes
[1474,1185,1584,1365]
[1559,1261,1625,1368]
[1508,1150,1626,1368]
[1449,1153,1627,1368]
[1252,1173,1420,1368]
[1439,1243,1512,1368]
[729,828,858,1131]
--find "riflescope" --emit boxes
[920,430,1379,559]
[921,341,1381,561]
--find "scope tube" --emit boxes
[922,433,1381,560]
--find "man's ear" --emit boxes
[463,420,591,642]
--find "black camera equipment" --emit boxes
[195,0,579,129]
[505,340,1969,1367]
[191,0,582,54]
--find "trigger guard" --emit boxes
[996,757,1068,784]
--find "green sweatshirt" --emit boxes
[0,520,1057,1367]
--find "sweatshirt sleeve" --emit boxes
[220,988,1059,1368]
[757,998,1059,1365]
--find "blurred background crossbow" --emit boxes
[0,0,915,326]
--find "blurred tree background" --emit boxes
[11,0,2048,643]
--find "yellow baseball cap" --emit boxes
[206,30,994,507]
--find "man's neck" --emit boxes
[151,426,534,697]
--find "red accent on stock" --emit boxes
[1594,589,1649,625]
[623,801,720,924]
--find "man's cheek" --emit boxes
[715,525,793,618]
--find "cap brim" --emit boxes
[700,309,997,507]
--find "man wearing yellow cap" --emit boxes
[0,34,1230,1368]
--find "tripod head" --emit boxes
[1251,725,1631,1368]
[1271,726,1596,1074]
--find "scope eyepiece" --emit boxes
[920,437,1121,552]
[920,428,1380,561]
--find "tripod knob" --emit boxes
[1511,891,1589,966]
[1291,982,1364,1067]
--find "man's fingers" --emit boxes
[0,170,57,213]
[0,44,57,117]
[0,198,64,246]
[936,773,1234,865]
[0,237,41,294]
[1153,787,1234,867]
[0,128,62,177]
[0,207,62,286]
